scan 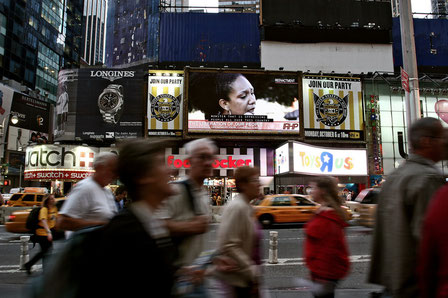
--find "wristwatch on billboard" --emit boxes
[98,84,124,124]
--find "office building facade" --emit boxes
[82,0,107,65]
[105,0,159,67]
[0,0,83,103]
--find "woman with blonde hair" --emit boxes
[304,176,350,298]
[24,194,58,274]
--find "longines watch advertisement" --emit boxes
[302,75,364,141]
[55,68,144,141]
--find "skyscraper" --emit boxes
[432,0,448,17]
[0,0,83,103]
[82,0,107,65]
[105,0,159,67]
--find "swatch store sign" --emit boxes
[24,145,98,181]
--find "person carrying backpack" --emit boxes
[156,138,217,297]
[24,194,58,274]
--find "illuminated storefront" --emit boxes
[166,146,275,204]
[274,141,368,194]
[24,144,118,194]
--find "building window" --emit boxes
[25,32,38,49]
[0,13,6,35]
[9,59,22,76]
[36,42,59,103]
[41,0,63,32]
[28,15,39,30]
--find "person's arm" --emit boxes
[157,186,208,236]
[164,215,208,236]
[56,214,107,232]
[56,187,107,232]
[217,205,258,281]
[408,175,444,241]
[40,218,53,241]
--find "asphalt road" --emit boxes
[0,223,382,297]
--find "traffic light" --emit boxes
[3,180,10,186]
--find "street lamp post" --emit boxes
[0,113,19,186]
[399,0,421,128]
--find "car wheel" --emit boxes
[259,214,274,228]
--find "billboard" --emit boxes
[302,75,364,141]
[54,68,144,141]
[187,69,301,134]
[24,144,98,181]
[7,92,50,151]
[275,143,290,174]
[292,142,368,176]
[0,83,15,158]
[147,70,183,137]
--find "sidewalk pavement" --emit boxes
[0,284,380,298]
[270,288,378,297]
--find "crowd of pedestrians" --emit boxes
[23,117,447,298]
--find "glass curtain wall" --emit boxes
[364,78,448,177]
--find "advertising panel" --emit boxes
[292,142,367,176]
[302,75,364,141]
[54,68,144,141]
[0,83,15,158]
[7,127,49,151]
[8,92,50,151]
[187,69,301,134]
[24,145,99,181]
[54,69,78,141]
[275,143,290,174]
[147,70,183,136]
[11,92,50,132]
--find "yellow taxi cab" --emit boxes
[5,198,66,233]
[253,194,319,227]
[6,188,49,207]
[253,194,353,228]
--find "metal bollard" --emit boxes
[19,236,30,270]
[268,231,278,264]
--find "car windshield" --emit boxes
[356,189,380,204]
[9,194,21,201]
[355,190,370,203]
[250,198,264,206]
[294,196,315,206]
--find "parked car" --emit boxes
[345,188,381,227]
[253,194,352,228]
[5,198,66,233]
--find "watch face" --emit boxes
[99,92,119,111]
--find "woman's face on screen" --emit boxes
[223,75,256,115]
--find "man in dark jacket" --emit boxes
[369,117,446,298]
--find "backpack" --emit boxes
[174,179,198,215]
[26,207,42,232]
[28,226,103,298]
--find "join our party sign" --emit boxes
[302,75,364,141]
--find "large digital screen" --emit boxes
[187,69,301,134]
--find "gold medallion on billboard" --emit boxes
[313,93,349,126]
[150,94,180,122]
